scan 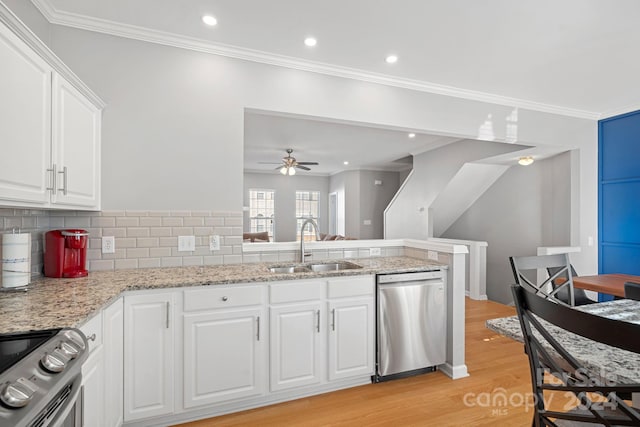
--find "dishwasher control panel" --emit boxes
[377,270,443,284]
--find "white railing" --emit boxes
[429,237,488,300]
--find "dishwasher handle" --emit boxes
[377,271,443,284]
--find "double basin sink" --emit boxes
[268,261,362,274]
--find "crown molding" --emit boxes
[31,0,601,120]
[1,1,105,108]
[601,103,640,120]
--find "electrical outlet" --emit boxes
[427,250,438,261]
[102,236,115,254]
[369,247,381,257]
[209,235,220,251]
[178,235,195,252]
[363,219,372,225]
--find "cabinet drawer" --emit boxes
[79,312,103,354]
[270,280,324,304]
[327,275,374,299]
[184,286,263,311]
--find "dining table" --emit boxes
[486,298,640,405]
[573,273,640,298]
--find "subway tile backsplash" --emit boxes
[0,209,406,276]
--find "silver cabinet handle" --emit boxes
[316,309,320,333]
[87,333,96,342]
[331,309,336,331]
[165,301,170,329]
[256,316,260,341]
[47,164,57,194]
[222,296,228,302]
[58,166,68,195]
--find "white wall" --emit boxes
[385,139,528,240]
[243,172,328,242]
[443,153,572,304]
[24,19,597,272]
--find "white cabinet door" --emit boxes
[51,74,101,209]
[270,303,322,391]
[0,22,51,205]
[183,308,265,408]
[124,293,175,422]
[328,298,374,381]
[82,346,105,427]
[103,298,124,427]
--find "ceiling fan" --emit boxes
[260,148,319,175]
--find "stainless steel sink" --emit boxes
[307,261,362,272]
[268,265,311,274]
[268,261,362,274]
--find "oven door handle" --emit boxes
[49,374,83,427]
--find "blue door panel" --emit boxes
[600,182,640,243]
[600,245,640,275]
[600,113,640,182]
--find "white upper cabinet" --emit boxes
[0,6,104,210]
[0,22,51,205]
[51,74,101,208]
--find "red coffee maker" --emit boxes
[44,229,89,278]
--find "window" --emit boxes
[248,189,275,240]
[296,190,320,241]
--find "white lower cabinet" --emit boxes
[124,292,175,422]
[119,275,375,424]
[183,306,265,408]
[270,302,323,391]
[82,346,105,427]
[328,298,375,381]
[103,298,124,427]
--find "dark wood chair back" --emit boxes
[511,284,640,426]
[510,254,576,306]
[624,281,640,301]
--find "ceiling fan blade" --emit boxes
[258,161,283,164]
[297,162,319,165]
[295,165,311,171]
[274,166,284,170]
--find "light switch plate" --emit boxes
[102,236,115,254]
[178,235,195,252]
[427,250,438,261]
[209,235,220,251]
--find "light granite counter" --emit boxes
[486,299,640,383]
[0,256,445,334]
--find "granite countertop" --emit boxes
[0,256,445,334]
[486,299,640,383]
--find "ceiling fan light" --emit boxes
[288,167,296,176]
[280,166,288,175]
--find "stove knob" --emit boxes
[58,340,81,359]
[61,329,86,352]
[0,379,37,408]
[40,352,66,373]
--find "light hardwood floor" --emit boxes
[176,298,534,426]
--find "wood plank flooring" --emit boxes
[176,298,534,426]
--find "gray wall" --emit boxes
[442,152,572,304]
[357,170,400,239]
[3,0,50,45]
[243,172,328,242]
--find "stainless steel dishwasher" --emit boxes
[375,270,446,382]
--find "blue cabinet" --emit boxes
[598,110,640,299]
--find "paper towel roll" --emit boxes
[1,233,31,288]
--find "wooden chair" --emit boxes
[510,254,577,307]
[624,281,640,301]
[511,284,640,426]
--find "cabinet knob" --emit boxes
[222,296,228,302]
[87,333,96,342]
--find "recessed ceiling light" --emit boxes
[202,15,217,26]
[408,133,416,138]
[304,37,317,47]
[518,156,534,166]
[343,161,349,165]
[385,55,398,64]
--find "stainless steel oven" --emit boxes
[0,328,88,427]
